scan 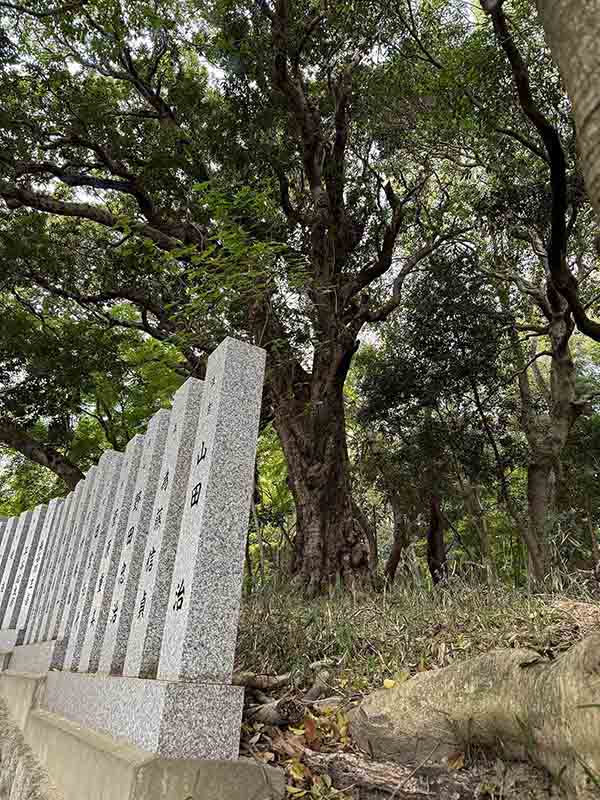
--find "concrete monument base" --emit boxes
[44,670,244,759]
[0,669,46,728]
[0,670,285,800]
[6,640,57,673]
[0,628,20,652]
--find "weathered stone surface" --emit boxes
[0,670,45,728]
[98,411,170,675]
[0,510,33,625]
[7,640,58,674]
[1,505,48,634]
[0,697,60,800]
[0,669,283,800]
[158,337,265,683]
[40,469,97,643]
[77,435,145,673]
[0,629,18,652]
[124,378,204,679]
[44,670,244,760]
[19,500,62,640]
[0,516,19,590]
[62,451,124,671]
[28,497,71,644]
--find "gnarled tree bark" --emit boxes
[273,369,371,596]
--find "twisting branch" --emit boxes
[0,418,84,489]
[482,0,600,342]
[359,232,467,324]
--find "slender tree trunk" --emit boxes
[465,484,496,582]
[585,496,600,570]
[525,460,553,582]
[0,418,84,490]
[535,0,600,220]
[273,382,370,596]
[498,281,586,585]
[244,532,254,592]
[352,500,379,573]
[427,495,447,585]
[385,494,411,585]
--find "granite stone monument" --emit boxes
[1,504,48,634]
[123,377,204,679]
[76,434,145,673]
[0,336,266,765]
[97,410,171,675]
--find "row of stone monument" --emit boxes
[0,337,266,759]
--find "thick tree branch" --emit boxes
[271,0,323,200]
[0,419,84,490]
[0,184,183,251]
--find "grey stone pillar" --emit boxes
[97,410,171,675]
[1,504,48,636]
[123,378,204,679]
[71,436,143,673]
[29,496,71,644]
[54,451,124,671]
[43,467,98,643]
[158,337,265,683]
[22,498,64,644]
[0,516,19,597]
[0,511,33,624]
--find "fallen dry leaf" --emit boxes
[447,751,465,770]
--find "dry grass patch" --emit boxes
[236,580,595,694]
[234,581,598,799]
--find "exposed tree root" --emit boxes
[303,669,331,703]
[350,634,600,799]
[303,749,481,798]
[232,671,292,691]
[246,697,304,726]
[304,748,560,799]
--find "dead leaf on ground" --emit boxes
[447,751,465,770]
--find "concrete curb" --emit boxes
[0,670,285,800]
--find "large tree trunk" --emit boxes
[535,0,600,220]
[351,633,600,799]
[0,418,84,490]
[273,381,370,596]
